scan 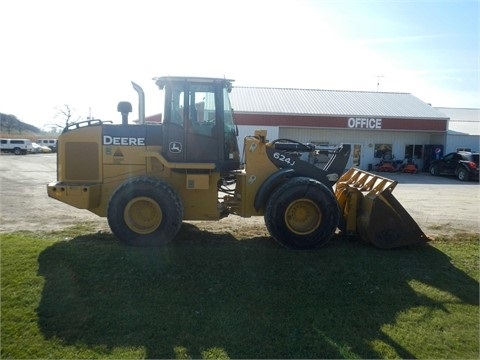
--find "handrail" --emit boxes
[63,119,113,133]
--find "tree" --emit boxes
[0,113,16,133]
[0,113,41,134]
[51,104,82,129]
[16,120,26,134]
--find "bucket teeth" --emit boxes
[335,168,429,248]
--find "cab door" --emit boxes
[185,86,219,163]
[163,83,219,164]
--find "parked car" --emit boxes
[429,151,479,181]
[37,138,57,152]
[30,142,52,154]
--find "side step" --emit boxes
[335,168,429,249]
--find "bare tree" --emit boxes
[51,104,83,129]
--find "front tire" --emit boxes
[429,164,439,176]
[107,177,183,246]
[264,177,339,249]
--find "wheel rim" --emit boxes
[124,196,163,234]
[284,199,322,235]
[459,170,465,180]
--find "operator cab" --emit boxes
[155,76,240,171]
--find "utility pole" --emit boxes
[376,75,385,91]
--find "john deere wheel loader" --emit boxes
[47,76,428,249]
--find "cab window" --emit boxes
[187,85,216,136]
[170,86,185,125]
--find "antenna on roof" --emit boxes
[376,75,385,91]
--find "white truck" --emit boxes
[0,138,33,155]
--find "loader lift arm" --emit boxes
[267,139,351,184]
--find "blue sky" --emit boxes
[0,0,478,129]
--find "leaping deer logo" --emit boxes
[169,142,182,153]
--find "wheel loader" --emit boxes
[47,76,428,249]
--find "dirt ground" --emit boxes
[0,153,479,240]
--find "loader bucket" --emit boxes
[335,168,429,249]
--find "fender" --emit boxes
[254,168,295,211]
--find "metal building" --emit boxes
[230,86,449,171]
[435,107,480,153]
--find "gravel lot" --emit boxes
[0,153,478,238]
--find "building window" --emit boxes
[374,144,393,159]
[404,144,423,160]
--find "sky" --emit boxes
[1,0,478,130]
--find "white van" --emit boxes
[0,138,33,155]
[37,139,58,152]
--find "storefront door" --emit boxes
[346,143,363,169]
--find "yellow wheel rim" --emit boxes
[284,199,321,235]
[124,196,162,234]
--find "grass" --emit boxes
[1,224,479,359]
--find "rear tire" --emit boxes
[264,177,339,249]
[457,168,470,182]
[107,177,183,246]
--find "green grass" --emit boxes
[1,225,479,359]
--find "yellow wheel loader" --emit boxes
[47,76,428,249]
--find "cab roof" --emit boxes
[154,76,234,90]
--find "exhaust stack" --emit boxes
[131,81,145,124]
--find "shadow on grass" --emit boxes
[37,224,479,359]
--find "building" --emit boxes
[434,107,479,153]
[139,84,478,172]
[230,86,448,171]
